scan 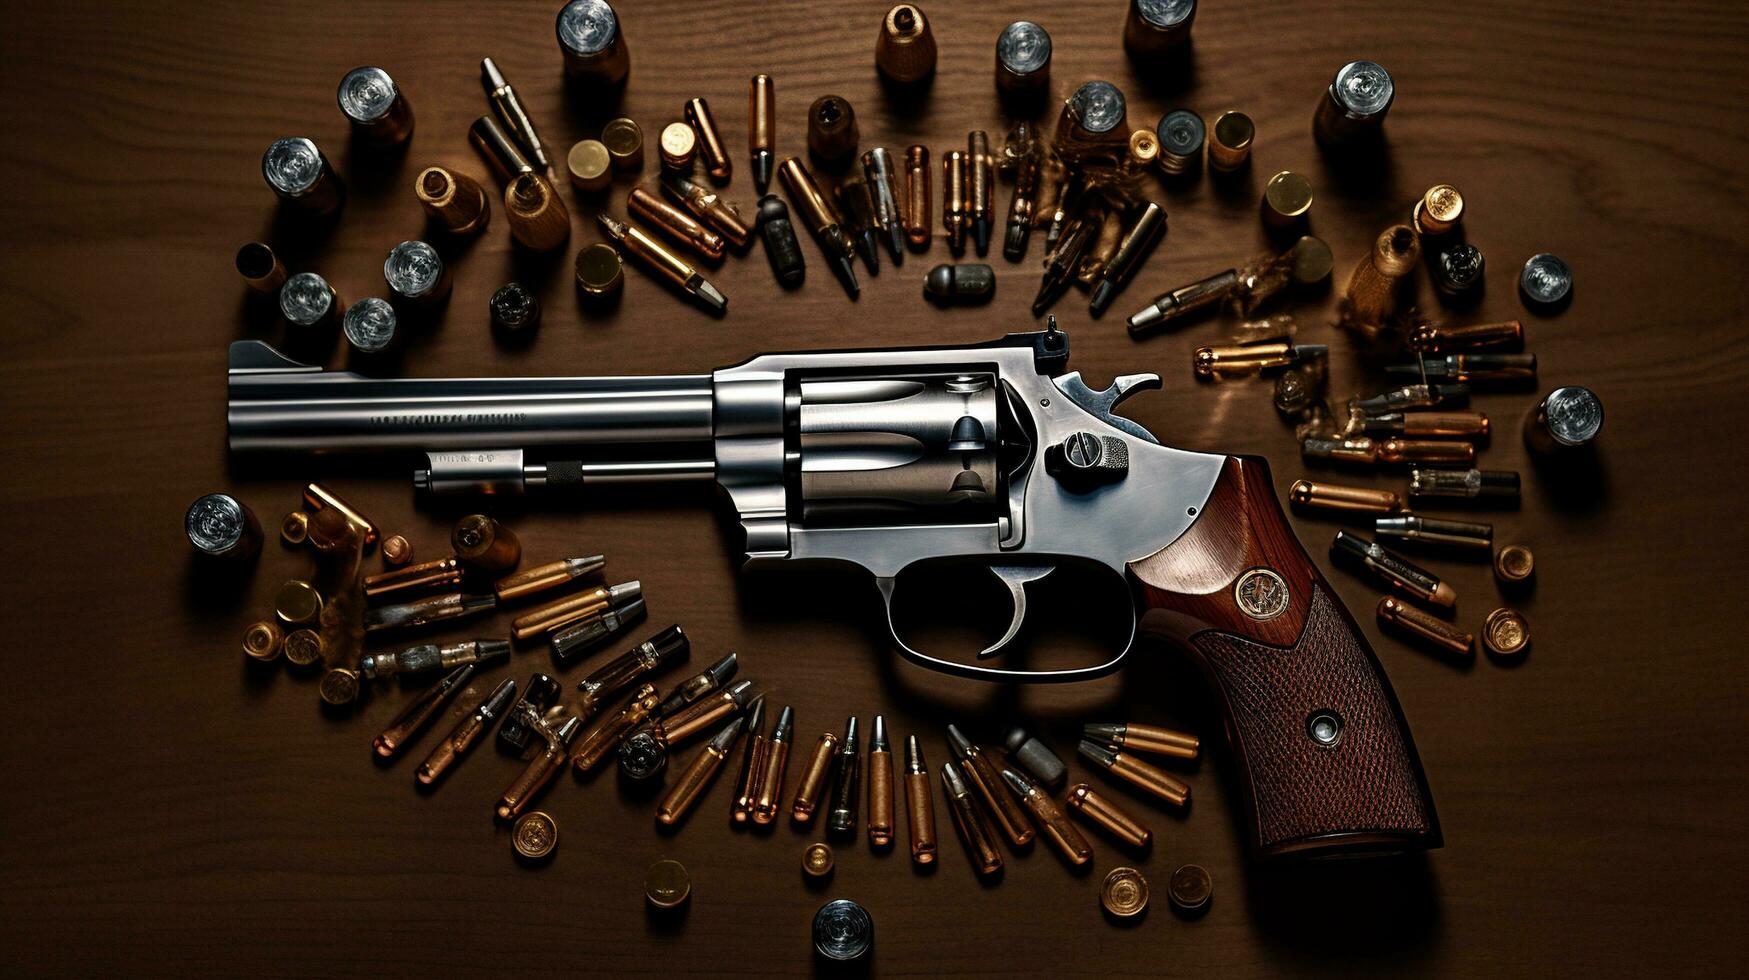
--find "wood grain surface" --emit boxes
[2,0,1746,975]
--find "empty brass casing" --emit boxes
[236,242,286,294]
[792,732,840,822]
[504,174,571,252]
[958,750,1035,847]
[807,95,859,163]
[942,764,1003,876]
[629,187,725,259]
[1208,111,1254,172]
[283,629,323,666]
[1342,225,1420,338]
[303,483,379,547]
[509,585,615,640]
[452,514,521,573]
[903,145,931,249]
[868,742,894,847]
[494,556,605,603]
[942,150,967,253]
[1377,439,1475,466]
[416,167,490,236]
[1378,596,1474,657]
[566,140,612,193]
[1413,184,1464,236]
[1409,319,1524,353]
[571,683,660,771]
[754,727,790,825]
[905,767,937,865]
[1483,607,1531,657]
[601,117,643,172]
[243,621,285,661]
[685,98,731,180]
[1289,479,1403,515]
[1066,783,1152,848]
[364,556,463,599]
[875,4,936,83]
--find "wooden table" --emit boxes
[2,1,1743,974]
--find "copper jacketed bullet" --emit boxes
[754,705,794,825]
[363,555,463,599]
[652,679,756,748]
[903,145,931,250]
[570,683,661,772]
[904,736,937,865]
[497,713,582,821]
[510,580,641,641]
[629,186,726,260]
[1002,769,1091,866]
[731,697,769,824]
[493,555,605,603]
[685,97,731,181]
[1066,783,1153,849]
[373,663,478,759]
[749,74,775,191]
[657,716,743,826]
[662,172,753,248]
[827,716,861,839]
[1077,740,1190,806]
[1378,596,1474,657]
[1082,722,1199,761]
[941,763,1003,877]
[946,725,1034,847]
[416,678,517,785]
[792,731,840,823]
[867,716,895,847]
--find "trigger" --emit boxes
[978,566,1055,659]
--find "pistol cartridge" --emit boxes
[1374,515,1493,553]
[1066,783,1152,849]
[1356,383,1471,413]
[629,186,725,260]
[480,58,549,172]
[1088,202,1167,317]
[1081,722,1199,760]
[657,716,743,826]
[662,172,752,247]
[1077,740,1190,806]
[1386,354,1537,385]
[1195,341,1326,379]
[1127,268,1239,335]
[496,712,582,821]
[364,556,462,599]
[754,705,795,825]
[416,677,517,785]
[494,555,605,602]
[364,592,496,634]
[1377,596,1473,657]
[827,716,862,839]
[653,679,756,748]
[902,145,931,250]
[941,763,1003,876]
[685,97,731,181]
[749,74,775,191]
[1332,531,1456,609]
[655,652,738,717]
[1362,412,1491,439]
[792,731,840,824]
[862,147,906,261]
[942,150,968,254]
[1002,769,1091,866]
[511,580,641,641]
[596,213,727,312]
[946,725,1034,847]
[867,716,895,846]
[731,697,769,823]
[904,735,938,864]
[373,663,478,759]
[777,157,858,296]
[1408,468,1521,504]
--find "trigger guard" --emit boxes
[875,575,1137,683]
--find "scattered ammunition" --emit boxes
[792,730,841,823]
[663,173,752,247]
[807,95,859,163]
[655,651,737,716]
[967,131,994,255]
[1083,722,1199,760]
[186,492,262,561]
[995,20,1052,100]
[1374,515,1493,553]
[1332,531,1457,609]
[496,712,582,821]
[1387,354,1538,385]
[756,195,807,288]
[1525,386,1604,453]
[683,98,730,181]
[866,716,895,846]
[364,556,463,599]
[380,535,412,567]
[382,240,449,306]
[1126,268,1238,334]
[512,811,558,861]
[1003,727,1067,789]
[574,242,624,299]
[1031,216,1097,316]
[1155,109,1205,175]
[1195,341,1327,379]
[360,638,510,681]
[597,213,728,312]
[1314,60,1395,148]
[481,58,549,173]
[826,716,862,839]
[302,484,378,548]
[1263,171,1314,230]
[494,555,604,603]
[875,4,936,83]
[645,858,691,910]
[629,186,724,260]
[1128,128,1160,170]
[1380,439,1476,466]
[1208,111,1254,172]
[273,580,322,626]
[923,263,995,304]
[549,595,646,663]
[566,139,612,193]
[755,705,795,825]
[942,150,968,254]
[416,677,517,785]
[1357,383,1471,413]
[498,673,561,753]
[1002,769,1091,866]
[1124,0,1197,59]
[861,147,906,261]
[1484,608,1531,657]
[1067,784,1152,849]
[262,137,344,216]
[1494,544,1535,585]
[1520,252,1573,308]
[243,621,285,662]
[556,0,630,87]
[1168,864,1213,915]
[1409,319,1524,353]
[941,763,1003,877]
[749,74,775,191]
[364,591,495,634]
[946,725,1035,847]
[903,145,932,250]
[1103,867,1150,919]
[571,683,661,772]
[489,282,541,333]
[658,121,697,171]
[837,176,883,273]
[1362,411,1490,439]
[1077,740,1191,806]
[336,66,413,146]
[373,663,478,759]
[778,157,859,297]
[601,117,643,172]
[451,514,519,573]
[1378,596,1473,657]
[813,899,874,963]
[236,242,286,295]
[1434,243,1486,297]
[1004,143,1040,260]
[469,115,534,182]
[504,173,571,252]
[278,272,342,332]
[652,679,756,748]
[1341,225,1420,339]
[618,729,668,783]
[1089,202,1167,316]
[283,629,323,666]
[802,841,835,880]
[1289,479,1403,515]
[657,716,742,826]
[1409,467,1522,505]
[732,697,769,824]
[903,736,937,864]
[576,624,688,715]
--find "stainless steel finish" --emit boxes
[413,449,717,495]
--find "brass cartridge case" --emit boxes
[942,763,1003,877]
[364,556,463,599]
[1080,740,1190,806]
[372,663,478,759]
[509,585,615,640]
[1495,544,1535,584]
[1484,608,1531,657]
[1083,722,1199,760]
[504,173,571,252]
[236,242,286,294]
[753,709,792,825]
[494,555,605,602]
[1363,412,1492,439]
[657,718,741,826]
[282,629,322,666]
[1066,783,1152,848]
[242,621,285,662]
[792,732,840,823]
[903,145,931,249]
[875,4,936,83]
[1413,184,1464,237]
[947,726,1034,847]
[1208,111,1254,172]
[653,680,753,748]
[1378,596,1474,657]
[685,98,731,180]
[303,483,379,548]
[659,122,697,171]
[566,140,612,193]
[1004,769,1091,866]
[452,514,520,573]
[415,167,490,236]
[1409,319,1524,353]
[904,749,937,865]
[570,683,660,772]
[749,74,775,189]
[602,117,643,172]
[942,150,967,253]
[1128,128,1160,169]
[629,186,725,259]
[807,96,859,163]
[867,720,894,847]
[732,699,768,823]
[1376,439,1476,466]
[496,715,582,821]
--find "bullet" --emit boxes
[469,115,535,183]
[371,663,479,760]
[860,147,906,262]
[657,716,742,826]
[1195,342,1327,379]
[383,240,449,306]
[923,263,995,304]
[282,629,322,666]
[566,139,612,193]
[1003,726,1067,789]
[875,4,936,84]
[1377,596,1473,657]
[597,213,728,312]
[654,651,737,717]
[827,716,861,839]
[1386,354,1538,385]
[1374,515,1493,553]
[1341,224,1421,340]
[995,21,1051,101]
[942,150,967,254]
[363,556,462,600]
[556,0,629,87]
[662,172,752,247]
[1331,531,1457,609]
[1483,608,1531,657]
[576,624,689,717]
[497,712,582,821]
[629,186,724,260]
[1361,411,1491,439]
[778,157,859,297]
[1032,216,1097,317]
[512,812,558,861]
[504,173,571,252]
[807,95,859,163]
[1077,740,1190,806]
[1263,171,1314,230]
[1126,268,1239,335]
[903,145,931,250]
[1433,244,1487,298]
[574,242,624,300]
[652,679,756,749]
[730,697,769,823]
[1061,80,1129,146]
[1494,544,1536,585]
[1124,0,1197,61]
[756,195,807,288]
[262,137,344,216]
[364,592,496,634]
[1524,386,1604,453]
[1208,111,1254,172]
[273,579,322,626]
[967,131,994,255]
[1088,203,1166,316]
[1520,252,1573,308]
[945,725,1034,847]
[493,555,605,603]
[1066,784,1153,849]
[749,74,775,191]
[618,730,668,784]
[904,736,937,865]
[415,167,490,238]
[1002,769,1091,866]
[1004,143,1040,260]
[1103,868,1150,919]
[242,621,284,662]
[1409,467,1522,505]
[601,117,643,172]
[802,841,835,880]
[236,242,286,295]
[360,638,510,680]
[836,175,882,274]
[1356,383,1471,413]
[489,282,540,333]
[278,272,342,332]
[792,731,840,824]
[1168,865,1214,915]
[481,58,550,173]
[1128,128,1160,170]
[941,763,1003,877]
[416,678,517,785]
[497,673,563,755]
[1413,184,1464,237]
[1081,722,1199,761]
[813,899,874,964]
[867,716,895,846]
[658,122,696,171]
[1314,61,1395,148]
[685,98,731,181]
[1409,319,1524,353]
[1155,109,1204,175]
[336,66,413,147]
[570,683,661,772]
[755,705,794,825]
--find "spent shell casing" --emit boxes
[242,621,285,661]
[1208,111,1254,172]
[1495,544,1536,584]
[1066,783,1152,849]
[1377,596,1474,657]
[417,163,489,223]
[601,117,643,172]
[1483,607,1531,657]
[236,242,286,295]
[791,731,840,823]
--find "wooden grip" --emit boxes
[1128,456,1441,859]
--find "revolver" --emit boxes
[228,320,1439,858]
